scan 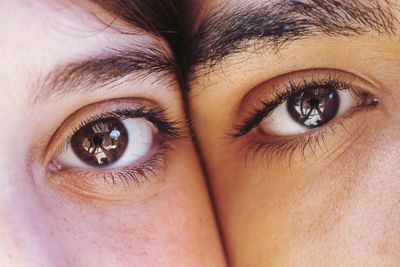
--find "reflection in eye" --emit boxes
[49,104,183,188]
[70,118,129,167]
[287,87,339,128]
[61,117,152,168]
[260,85,357,136]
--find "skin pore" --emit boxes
[183,0,400,266]
[0,1,226,266]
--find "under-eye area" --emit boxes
[232,69,380,166]
[45,98,184,197]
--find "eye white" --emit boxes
[259,89,357,136]
[57,118,155,169]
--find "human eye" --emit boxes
[233,70,379,162]
[45,98,183,197]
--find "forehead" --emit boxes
[0,0,155,56]
[0,0,171,110]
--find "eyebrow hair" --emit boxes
[33,44,178,103]
[185,0,399,76]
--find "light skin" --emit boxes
[0,1,226,266]
[184,0,400,266]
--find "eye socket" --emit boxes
[259,86,357,136]
[57,117,154,169]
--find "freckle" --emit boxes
[63,217,68,223]
[50,231,54,236]
[8,253,13,259]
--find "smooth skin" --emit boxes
[0,1,225,266]
[184,0,400,266]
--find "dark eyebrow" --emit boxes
[185,0,399,76]
[33,44,178,103]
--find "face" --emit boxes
[185,0,400,266]
[0,1,226,266]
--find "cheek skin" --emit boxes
[192,82,400,266]
[221,127,400,266]
[0,1,226,265]
[33,142,224,267]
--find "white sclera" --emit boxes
[259,89,357,136]
[57,118,155,169]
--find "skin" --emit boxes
[185,0,400,266]
[0,1,226,266]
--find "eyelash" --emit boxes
[233,76,370,137]
[54,106,184,187]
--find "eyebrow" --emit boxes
[33,44,179,103]
[186,0,399,75]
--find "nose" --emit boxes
[0,161,59,267]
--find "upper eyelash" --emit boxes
[72,107,182,137]
[232,77,355,137]
[60,106,184,152]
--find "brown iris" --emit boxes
[71,119,128,167]
[287,87,339,128]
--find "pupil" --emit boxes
[70,119,129,167]
[92,135,104,146]
[287,87,340,128]
[309,98,320,107]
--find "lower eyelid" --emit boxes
[47,149,168,199]
[243,103,376,169]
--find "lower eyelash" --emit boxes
[86,152,166,187]
[247,127,333,167]
[244,106,371,168]
[54,137,174,189]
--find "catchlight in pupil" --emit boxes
[71,119,128,167]
[287,88,340,128]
